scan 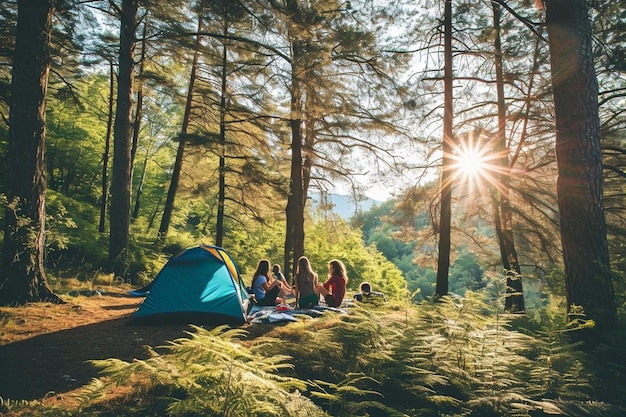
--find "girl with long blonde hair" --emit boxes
[293,256,319,308]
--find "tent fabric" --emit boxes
[128,244,251,325]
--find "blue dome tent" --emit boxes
[129,245,251,325]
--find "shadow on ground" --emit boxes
[0,304,279,402]
[0,316,188,401]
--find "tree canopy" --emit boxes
[0,0,623,336]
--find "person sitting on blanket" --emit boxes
[353,281,387,303]
[251,259,284,306]
[293,256,320,308]
[315,259,348,308]
[273,263,295,298]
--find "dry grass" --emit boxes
[0,287,139,345]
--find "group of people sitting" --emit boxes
[250,256,348,308]
[251,257,385,309]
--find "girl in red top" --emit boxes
[316,259,348,307]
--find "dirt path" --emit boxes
[0,290,195,401]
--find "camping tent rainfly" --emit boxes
[129,244,251,325]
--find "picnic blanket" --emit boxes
[247,303,348,324]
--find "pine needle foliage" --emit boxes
[77,325,327,417]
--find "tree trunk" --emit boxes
[288,107,305,270]
[148,195,162,231]
[492,2,524,313]
[544,0,617,336]
[0,0,62,305]
[303,63,315,204]
[157,15,202,242]
[216,18,229,248]
[132,145,150,218]
[130,19,147,172]
[435,0,452,297]
[285,0,306,274]
[99,61,114,233]
[129,19,147,220]
[300,67,317,261]
[109,0,138,278]
[284,196,294,278]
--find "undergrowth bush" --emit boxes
[77,325,327,417]
[5,284,625,417]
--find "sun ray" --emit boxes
[448,134,506,196]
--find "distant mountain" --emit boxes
[309,193,383,219]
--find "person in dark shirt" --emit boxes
[272,263,294,299]
[353,281,386,303]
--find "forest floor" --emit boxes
[0,287,272,406]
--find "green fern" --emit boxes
[310,373,406,417]
[0,396,41,412]
[525,315,595,401]
[76,325,327,417]
[21,277,624,417]
[398,283,538,416]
